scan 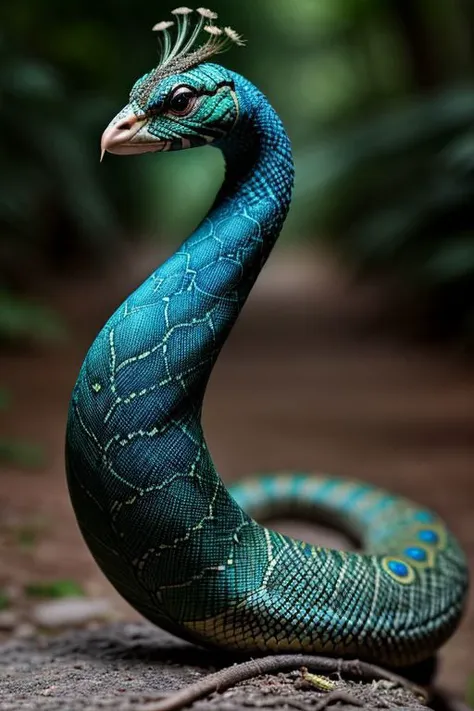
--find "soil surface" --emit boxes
[0,244,473,707]
[1,624,214,711]
[0,622,430,711]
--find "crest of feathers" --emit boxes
[133,8,245,103]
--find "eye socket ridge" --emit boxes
[166,84,199,116]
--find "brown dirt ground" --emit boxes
[0,244,473,700]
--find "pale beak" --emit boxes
[100,108,165,159]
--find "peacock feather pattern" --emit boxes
[66,8,468,667]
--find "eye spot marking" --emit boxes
[404,546,427,562]
[418,529,439,545]
[381,556,415,584]
[388,560,409,577]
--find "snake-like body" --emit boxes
[66,10,468,668]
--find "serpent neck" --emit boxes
[164,72,294,397]
[66,74,294,616]
[214,73,294,212]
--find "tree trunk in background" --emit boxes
[388,0,440,90]
[459,0,474,68]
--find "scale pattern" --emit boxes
[66,64,468,667]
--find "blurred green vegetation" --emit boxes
[24,579,85,599]
[0,386,44,469]
[1,0,474,338]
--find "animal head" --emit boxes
[101,7,245,157]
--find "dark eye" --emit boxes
[168,86,198,115]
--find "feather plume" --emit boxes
[134,7,244,103]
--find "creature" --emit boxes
[66,8,468,667]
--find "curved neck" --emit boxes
[180,75,292,363]
[129,74,294,406]
[184,73,294,285]
[66,73,295,614]
[214,74,294,212]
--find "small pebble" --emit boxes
[14,623,36,639]
[0,610,18,630]
[32,597,113,628]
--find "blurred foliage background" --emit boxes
[1,0,474,341]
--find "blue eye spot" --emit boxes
[388,560,409,577]
[414,511,435,524]
[418,529,439,545]
[404,546,427,562]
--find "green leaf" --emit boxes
[0,591,9,610]
[24,580,86,599]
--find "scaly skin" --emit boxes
[66,33,468,667]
